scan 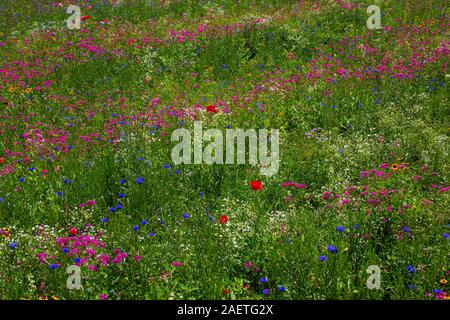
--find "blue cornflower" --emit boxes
[19,177,25,182]
[278,286,286,292]
[74,258,81,264]
[116,203,122,210]
[182,213,190,219]
[132,225,139,231]
[433,289,443,294]
[62,247,69,253]
[407,265,416,275]
[56,192,63,197]
[403,226,411,233]
[119,179,126,184]
[262,289,270,295]
[148,232,156,237]
[327,245,338,254]
[443,233,449,239]
[319,255,327,262]
[163,164,170,169]
[354,224,360,230]
[336,226,345,233]
[49,264,60,269]
[109,207,116,213]
[136,177,144,184]
[200,192,205,198]
[63,179,72,184]
[0,197,4,203]
[118,193,125,198]
[141,220,148,225]
[260,277,268,283]
[409,284,417,290]
[68,145,73,150]
[175,169,181,174]
[137,157,143,161]
[28,167,35,171]
[101,217,108,223]
[9,242,17,249]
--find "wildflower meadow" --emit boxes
[0,0,449,301]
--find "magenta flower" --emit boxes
[336,68,346,75]
[99,294,108,300]
[171,261,183,267]
[280,181,306,189]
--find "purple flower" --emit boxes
[443,233,449,239]
[171,261,183,267]
[336,226,345,233]
[319,255,327,262]
[262,288,270,295]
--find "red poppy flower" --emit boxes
[250,180,263,191]
[0,157,3,164]
[0,69,7,74]
[223,289,230,295]
[206,105,218,113]
[219,214,229,224]
[68,228,77,235]
[80,15,91,21]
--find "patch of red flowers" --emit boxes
[223,288,231,295]
[206,104,218,113]
[68,228,77,235]
[250,180,263,191]
[219,214,229,224]
[80,15,91,21]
